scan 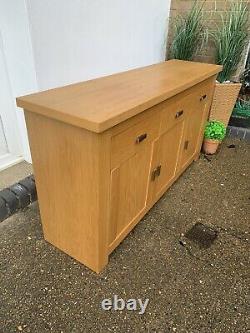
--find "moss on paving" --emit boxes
[0,138,249,333]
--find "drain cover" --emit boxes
[185,223,218,248]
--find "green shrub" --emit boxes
[204,121,226,141]
[233,99,250,118]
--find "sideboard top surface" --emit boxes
[16,60,221,133]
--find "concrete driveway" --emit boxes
[0,139,249,333]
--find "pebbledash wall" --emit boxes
[167,0,250,75]
[1,0,171,164]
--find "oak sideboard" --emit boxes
[17,60,221,273]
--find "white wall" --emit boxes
[1,0,171,163]
[27,0,171,90]
[0,0,38,162]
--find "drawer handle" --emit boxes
[151,165,161,181]
[200,94,207,101]
[184,140,189,150]
[156,165,161,177]
[136,133,147,144]
[175,110,184,118]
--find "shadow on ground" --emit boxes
[0,139,249,333]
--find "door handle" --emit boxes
[136,133,147,144]
[184,140,189,150]
[151,168,157,181]
[175,110,184,118]
[200,94,207,101]
[156,165,161,177]
[151,165,161,181]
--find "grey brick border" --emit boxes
[0,175,37,222]
[227,126,250,142]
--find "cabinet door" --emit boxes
[179,89,211,170]
[108,145,153,245]
[150,121,184,200]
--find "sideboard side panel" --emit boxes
[25,111,110,273]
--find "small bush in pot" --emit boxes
[203,121,226,155]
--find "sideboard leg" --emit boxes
[95,254,109,274]
[194,153,200,161]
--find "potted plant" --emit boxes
[203,121,226,155]
[170,1,207,60]
[209,0,249,126]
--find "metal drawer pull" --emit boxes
[156,165,161,177]
[200,94,207,101]
[151,165,161,181]
[184,140,189,150]
[151,167,158,181]
[175,110,184,118]
[136,133,147,144]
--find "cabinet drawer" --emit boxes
[159,79,212,135]
[159,94,190,135]
[111,114,159,169]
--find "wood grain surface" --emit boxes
[17,60,221,133]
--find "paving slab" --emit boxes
[0,162,33,190]
[0,138,249,333]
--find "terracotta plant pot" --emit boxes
[203,139,220,155]
[209,82,242,127]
